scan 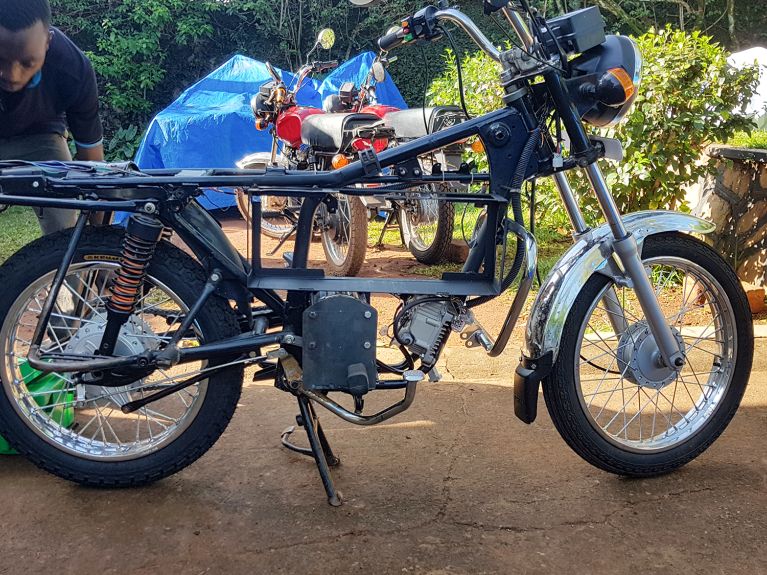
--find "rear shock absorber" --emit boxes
[98,214,164,356]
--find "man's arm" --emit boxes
[67,56,104,161]
[75,142,104,161]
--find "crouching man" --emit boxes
[0,0,105,234]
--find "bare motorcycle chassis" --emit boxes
[0,97,711,505]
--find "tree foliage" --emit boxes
[48,0,765,161]
[601,27,759,212]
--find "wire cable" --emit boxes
[419,47,431,135]
[441,25,472,120]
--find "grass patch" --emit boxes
[0,207,40,264]
[726,130,767,150]
[409,233,571,282]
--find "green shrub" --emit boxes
[601,27,758,212]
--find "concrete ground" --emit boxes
[0,336,765,574]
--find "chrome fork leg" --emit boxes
[584,163,685,369]
[553,171,628,337]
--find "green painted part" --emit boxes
[0,360,75,455]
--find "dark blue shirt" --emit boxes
[0,27,102,146]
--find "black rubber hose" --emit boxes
[466,127,540,308]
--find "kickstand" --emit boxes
[267,223,298,256]
[374,210,401,248]
[292,395,343,506]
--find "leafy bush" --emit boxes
[426,27,760,225]
[601,27,759,212]
[106,125,143,161]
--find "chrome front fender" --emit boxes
[524,210,716,363]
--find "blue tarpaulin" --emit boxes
[133,51,406,211]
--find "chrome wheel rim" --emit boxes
[261,195,300,236]
[575,256,736,452]
[401,191,440,252]
[0,263,210,461]
[321,194,353,266]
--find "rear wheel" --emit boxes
[543,233,752,476]
[0,228,244,486]
[319,194,368,276]
[399,184,454,264]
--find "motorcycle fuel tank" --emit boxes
[276,106,324,148]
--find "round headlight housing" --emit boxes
[568,35,643,128]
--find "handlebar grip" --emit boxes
[314,60,339,72]
[378,28,405,51]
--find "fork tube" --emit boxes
[552,172,628,335]
[552,172,588,234]
[501,6,535,50]
[583,163,628,240]
[31,210,89,348]
[584,162,684,368]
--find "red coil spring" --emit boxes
[107,233,159,315]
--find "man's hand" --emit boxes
[75,143,104,162]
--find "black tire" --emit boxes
[236,189,301,239]
[543,233,752,477]
[400,189,455,264]
[321,194,368,276]
[0,227,244,487]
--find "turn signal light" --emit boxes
[607,67,636,102]
[470,138,485,153]
[332,154,350,169]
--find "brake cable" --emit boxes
[440,25,472,120]
[419,46,431,135]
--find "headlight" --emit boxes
[568,35,643,127]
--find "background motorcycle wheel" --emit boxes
[235,189,301,239]
[399,185,454,264]
[320,194,368,276]
[0,228,244,487]
[543,232,752,477]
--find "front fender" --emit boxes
[524,210,716,363]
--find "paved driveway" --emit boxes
[1,342,765,574]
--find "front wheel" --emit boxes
[543,233,752,477]
[319,194,368,276]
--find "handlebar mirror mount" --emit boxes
[265,61,282,82]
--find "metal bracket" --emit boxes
[358,147,381,177]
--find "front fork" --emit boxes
[553,165,685,370]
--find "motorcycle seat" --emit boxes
[384,106,466,139]
[301,112,381,153]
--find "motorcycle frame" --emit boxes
[0,3,693,413]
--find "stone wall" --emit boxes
[694,146,767,287]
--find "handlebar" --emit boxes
[377,4,536,63]
[378,28,405,52]
[313,60,339,73]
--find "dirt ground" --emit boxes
[0,216,765,574]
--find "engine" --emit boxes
[394,297,466,368]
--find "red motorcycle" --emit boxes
[235,29,392,276]
[324,56,468,264]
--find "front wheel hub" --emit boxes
[618,322,685,390]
